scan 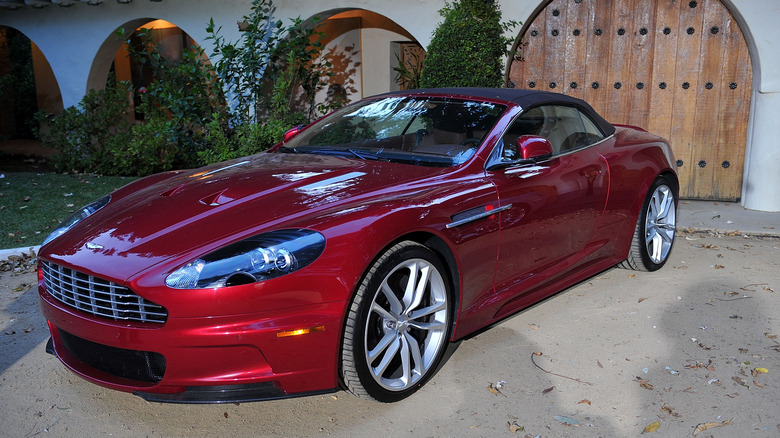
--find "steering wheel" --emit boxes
[461,138,481,146]
[413,129,429,150]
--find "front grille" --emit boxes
[41,260,168,324]
[58,328,166,383]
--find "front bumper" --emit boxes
[39,287,346,403]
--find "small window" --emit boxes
[496,105,606,159]
[579,111,606,144]
[497,107,545,160]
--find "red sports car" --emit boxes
[37,88,677,403]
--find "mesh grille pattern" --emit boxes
[41,260,168,324]
[58,328,166,383]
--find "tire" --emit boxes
[619,175,678,271]
[340,241,453,402]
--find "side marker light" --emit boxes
[276,326,326,338]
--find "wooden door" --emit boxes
[507,0,752,201]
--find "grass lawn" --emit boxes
[0,172,137,249]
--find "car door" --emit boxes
[486,105,610,313]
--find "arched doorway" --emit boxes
[88,19,210,119]
[308,9,424,115]
[0,26,61,139]
[506,0,753,201]
[0,26,60,159]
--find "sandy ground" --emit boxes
[1,231,778,438]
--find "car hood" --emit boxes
[41,153,451,282]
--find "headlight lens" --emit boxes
[41,195,111,247]
[165,229,326,289]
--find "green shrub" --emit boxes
[420,0,517,88]
[197,114,293,164]
[121,27,228,171]
[111,119,180,175]
[35,80,132,174]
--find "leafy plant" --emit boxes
[35,79,133,174]
[393,50,424,90]
[119,27,228,171]
[206,0,331,126]
[197,115,289,163]
[419,0,518,88]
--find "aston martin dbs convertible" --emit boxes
[37,88,678,403]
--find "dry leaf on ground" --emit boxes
[642,421,660,433]
[635,377,654,390]
[507,421,524,433]
[692,418,733,436]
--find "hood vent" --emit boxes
[199,189,236,207]
[159,183,186,198]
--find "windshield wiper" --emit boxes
[278,146,301,154]
[347,148,382,160]
[291,147,384,161]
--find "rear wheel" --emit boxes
[341,241,452,402]
[619,176,677,271]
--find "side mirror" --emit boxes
[486,135,553,171]
[283,125,306,143]
[518,135,553,160]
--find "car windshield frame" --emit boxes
[279,96,507,167]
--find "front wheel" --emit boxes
[340,241,453,402]
[619,176,678,271]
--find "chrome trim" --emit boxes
[446,204,512,228]
[41,261,168,324]
[554,133,615,157]
[201,160,250,177]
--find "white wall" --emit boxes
[726,0,780,211]
[360,27,413,97]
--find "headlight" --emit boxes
[41,195,111,247]
[165,229,326,289]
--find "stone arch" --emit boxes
[85,18,214,121]
[303,8,425,114]
[86,18,211,94]
[506,0,757,202]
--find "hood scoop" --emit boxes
[199,189,237,207]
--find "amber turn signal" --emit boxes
[276,326,326,338]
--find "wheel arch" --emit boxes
[359,231,462,325]
[630,169,679,221]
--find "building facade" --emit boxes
[1,0,778,211]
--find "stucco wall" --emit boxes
[0,0,778,210]
[724,0,780,210]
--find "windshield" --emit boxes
[280,96,506,167]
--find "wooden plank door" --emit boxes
[507,0,752,201]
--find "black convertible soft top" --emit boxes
[380,87,616,137]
